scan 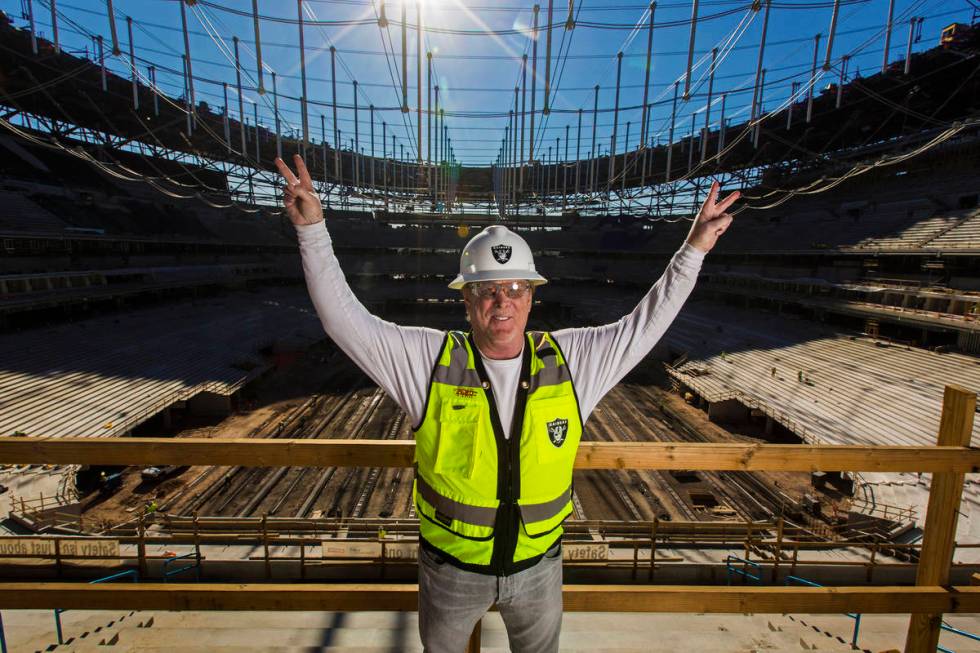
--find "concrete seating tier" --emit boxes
[662,301,980,556]
[0,189,70,234]
[0,288,323,438]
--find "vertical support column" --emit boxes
[563,124,569,209]
[547,145,553,198]
[683,0,699,99]
[753,68,766,148]
[26,0,37,54]
[427,52,432,167]
[149,65,159,116]
[401,2,409,112]
[806,33,821,123]
[835,56,848,108]
[252,0,265,93]
[330,47,340,179]
[320,113,330,186]
[543,0,554,115]
[223,82,231,153]
[273,72,281,160]
[621,121,629,199]
[49,0,60,55]
[904,18,916,75]
[434,87,440,201]
[686,113,695,173]
[370,105,376,191]
[234,37,247,156]
[702,47,717,162]
[590,85,599,194]
[609,52,623,184]
[441,114,447,200]
[823,0,842,71]
[786,81,798,130]
[554,138,559,198]
[530,5,540,162]
[254,101,260,165]
[382,120,388,206]
[97,36,106,91]
[881,0,895,74]
[127,17,138,112]
[640,2,656,147]
[417,0,423,163]
[351,81,359,187]
[514,87,520,196]
[904,385,976,652]
[182,54,192,135]
[504,119,511,213]
[575,108,582,194]
[105,0,119,56]
[297,0,310,146]
[179,0,195,121]
[750,0,771,125]
[666,80,679,182]
[521,54,528,189]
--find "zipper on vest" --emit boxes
[469,333,531,576]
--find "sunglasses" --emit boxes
[467,280,533,299]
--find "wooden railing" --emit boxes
[0,384,974,653]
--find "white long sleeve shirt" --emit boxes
[296,221,705,435]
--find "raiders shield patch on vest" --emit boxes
[491,244,512,264]
[547,418,568,447]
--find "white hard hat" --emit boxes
[448,225,548,290]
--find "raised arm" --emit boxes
[554,181,739,419]
[274,155,443,426]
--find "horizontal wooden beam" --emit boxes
[1,438,979,472]
[2,583,979,613]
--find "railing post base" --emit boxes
[466,618,482,653]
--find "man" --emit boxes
[275,154,737,653]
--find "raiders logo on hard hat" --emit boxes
[547,418,568,447]
[490,244,512,264]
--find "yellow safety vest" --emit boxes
[414,330,583,575]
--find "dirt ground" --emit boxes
[80,342,849,533]
[648,378,853,521]
[80,340,343,531]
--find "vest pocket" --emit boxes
[528,397,580,466]
[433,401,482,478]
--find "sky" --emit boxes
[2,0,974,165]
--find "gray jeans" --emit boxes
[418,544,563,653]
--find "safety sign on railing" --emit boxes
[0,537,120,565]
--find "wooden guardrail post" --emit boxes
[466,619,482,653]
[648,517,658,581]
[137,514,147,579]
[192,511,201,576]
[773,517,784,584]
[904,385,976,653]
[262,514,271,580]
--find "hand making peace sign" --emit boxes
[274,155,324,226]
[686,181,739,253]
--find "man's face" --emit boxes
[463,280,534,354]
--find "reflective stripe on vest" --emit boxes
[414,330,583,573]
[416,469,497,528]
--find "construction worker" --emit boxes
[275,155,737,653]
